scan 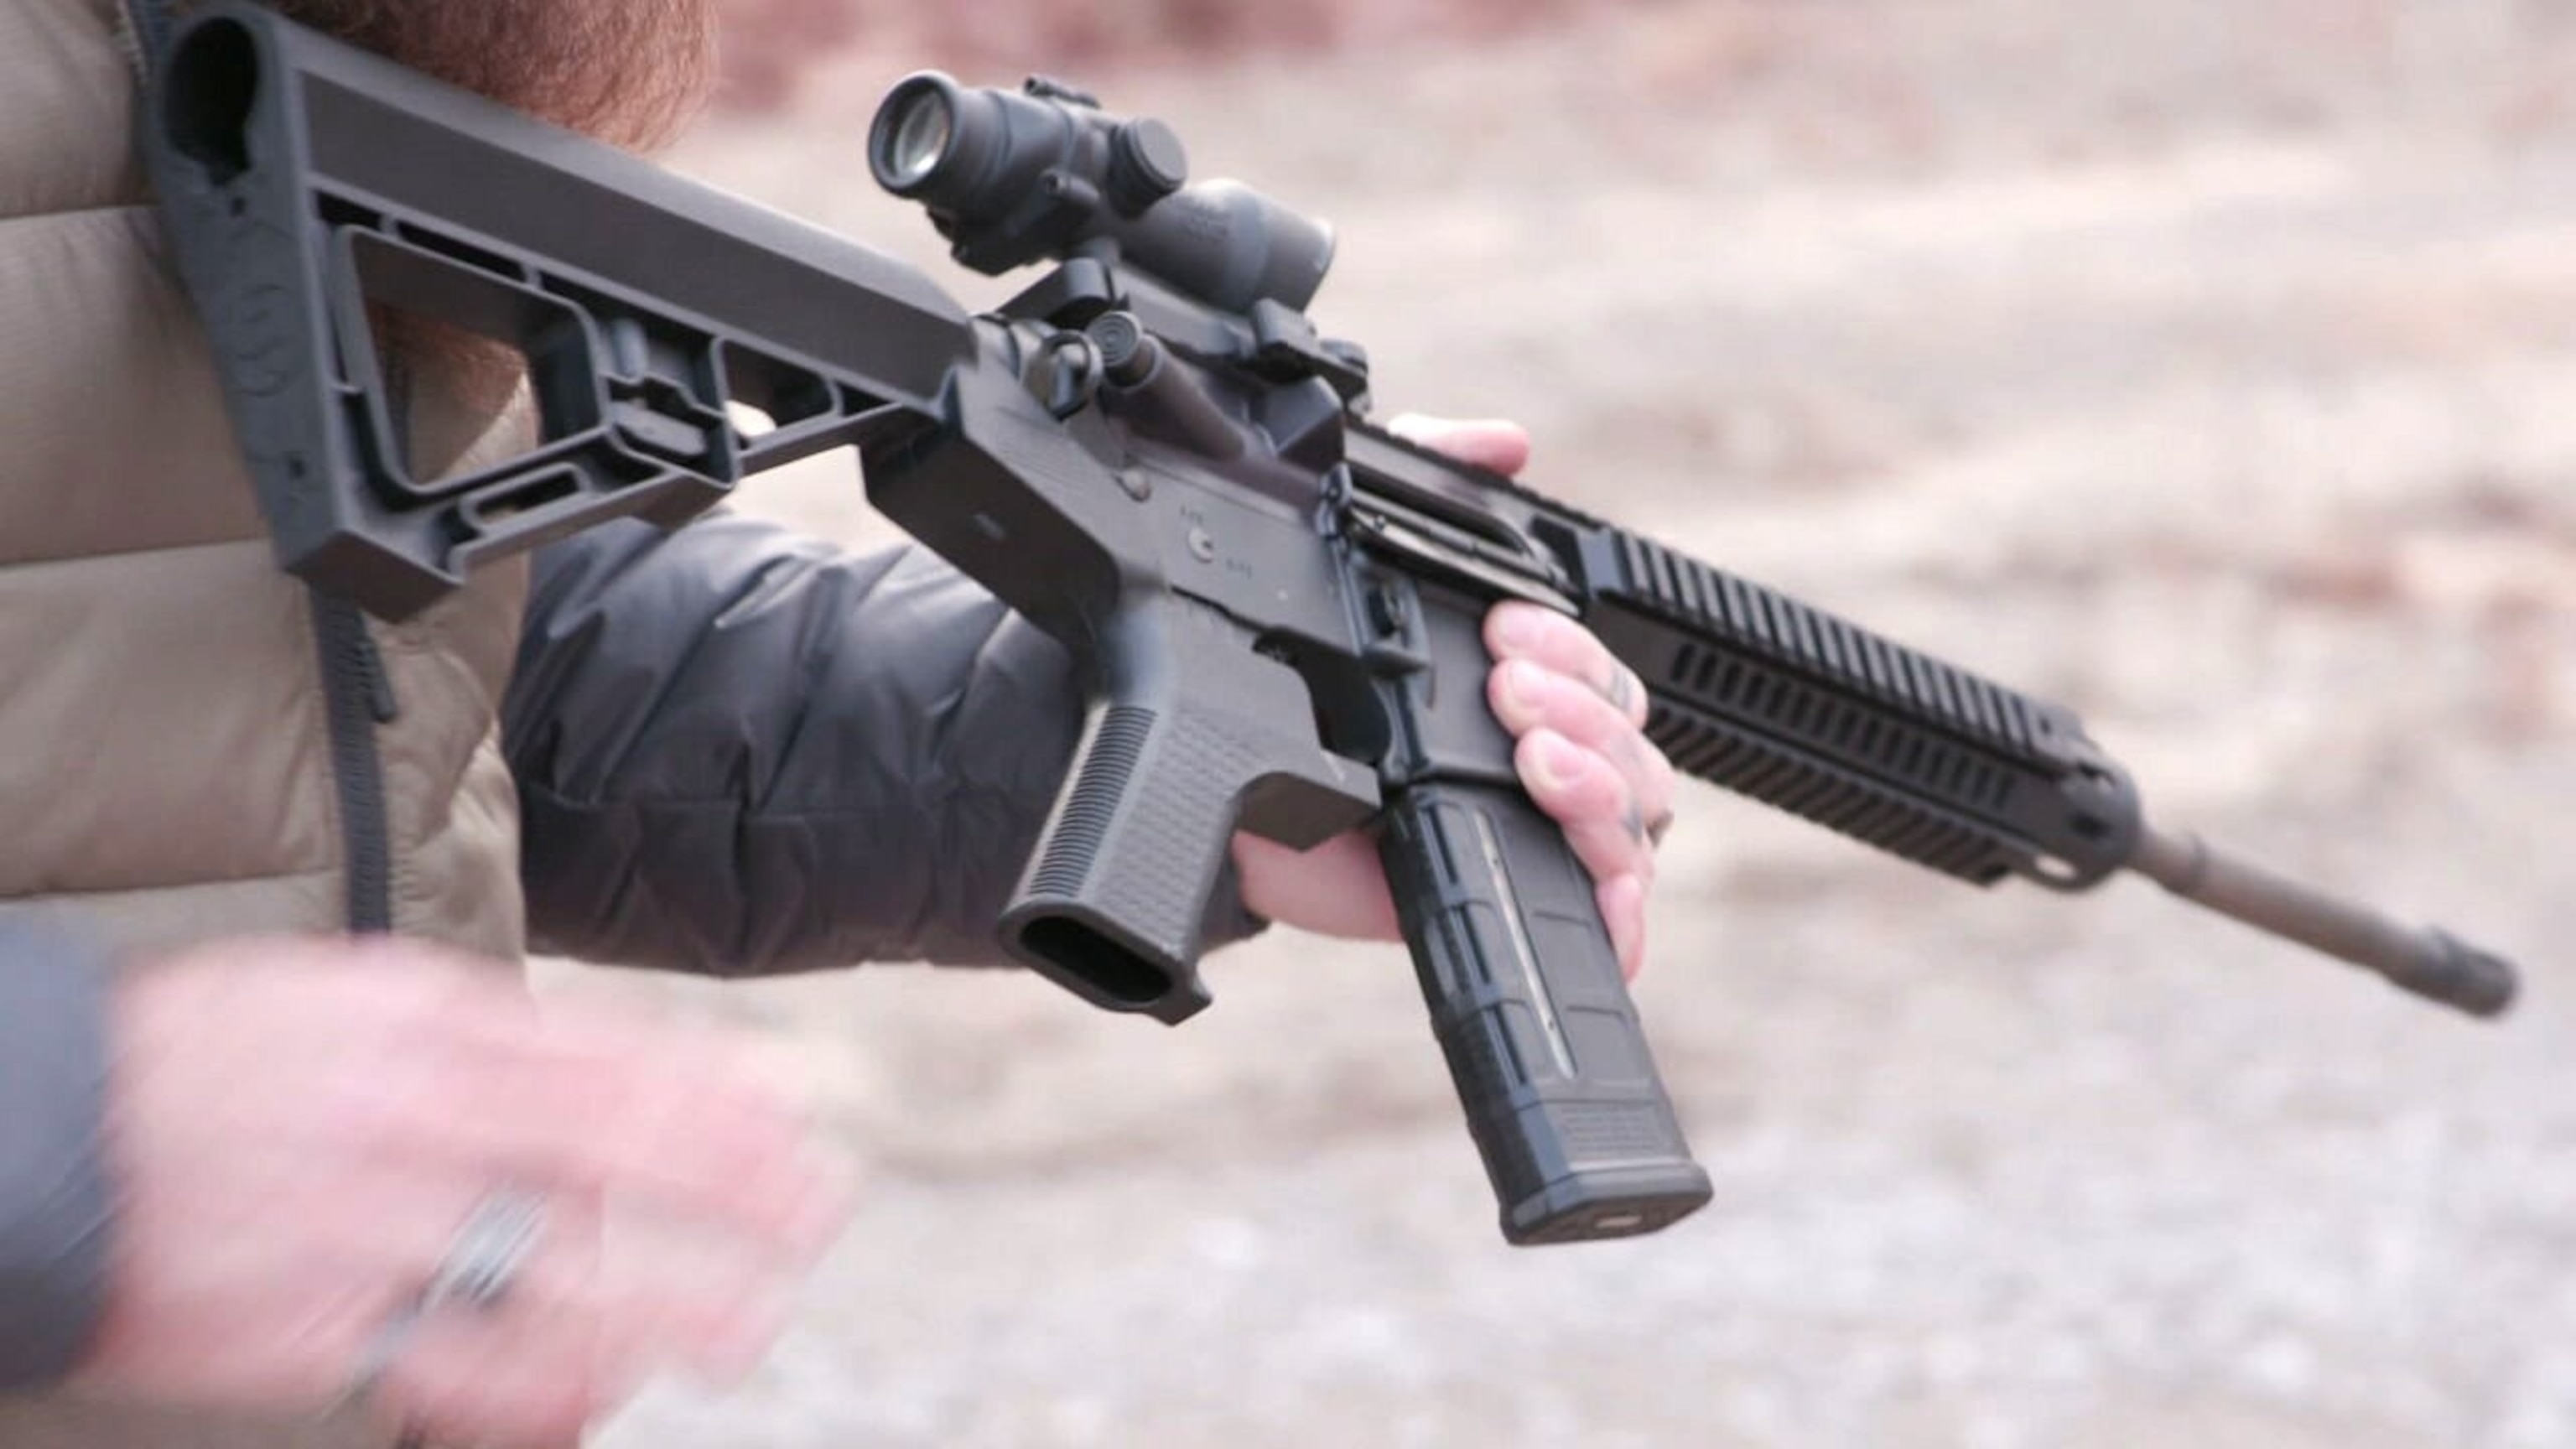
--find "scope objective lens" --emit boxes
[886,92,953,185]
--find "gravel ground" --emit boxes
[553,4,2576,1444]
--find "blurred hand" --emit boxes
[1232,414,1679,979]
[80,936,851,1449]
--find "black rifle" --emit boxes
[143,4,2520,1245]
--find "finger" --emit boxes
[589,1208,802,1385]
[1385,413,1533,476]
[1515,730,1656,897]
[422,991,854,1254]
[1485,603,1650,729]
[1230,833,1401,942]
[171,1156,797,1406]
[548,1182,797,1388]
[331,1169,793,1379]
[330,1047,852,1257]
[369,1210,802,1446]
[370,1306,621,1449]
[1597,873,1649,983]
[1489,657,1679,836]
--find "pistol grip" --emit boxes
[1381,780,1713,1244]
[1000,699,1249,1022]
[1000,607,1379,1022]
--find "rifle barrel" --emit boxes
[2128,825,2519,1017]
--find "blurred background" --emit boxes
[552,2,2576,1444]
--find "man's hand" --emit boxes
[1231,415,1679,979]
[83,937,852,1449]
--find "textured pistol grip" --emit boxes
[1380,781,1713,1245]
[1000,701,1249,1024]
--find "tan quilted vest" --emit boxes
[2,0,529,1441]
[0,0,529,961]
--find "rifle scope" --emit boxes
[869,72,1337,314]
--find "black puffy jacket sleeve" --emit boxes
[505,514,1263,974]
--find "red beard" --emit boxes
[253,0,719,149]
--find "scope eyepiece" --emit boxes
[875,80,953,190]
[870,71,1176,222]
[868,72,1017,214]
[868,72,1337,316]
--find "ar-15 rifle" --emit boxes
[143,4,2521,1246]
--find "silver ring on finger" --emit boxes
[341,1188,551,1429]
[423,1188,548,1312]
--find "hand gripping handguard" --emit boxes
[143,5,2519,1246]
